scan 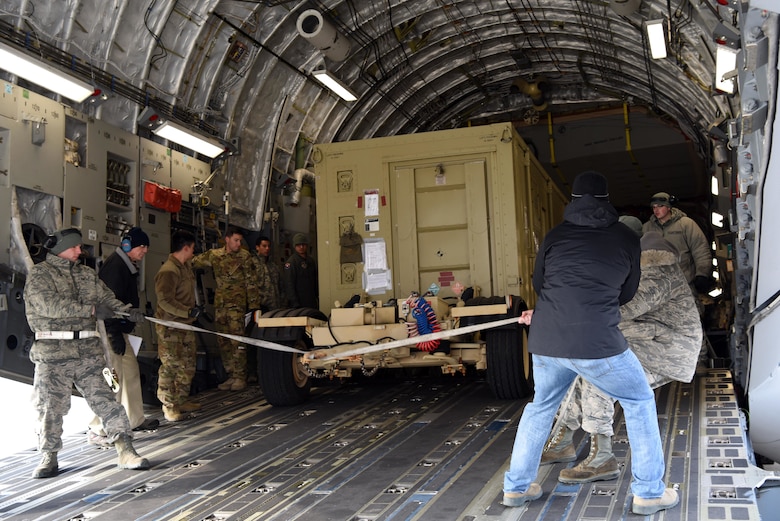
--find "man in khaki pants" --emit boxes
[88,227,159,447]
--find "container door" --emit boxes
[391,158,491,300]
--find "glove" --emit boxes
[109,330,126,355]
[95,303,115,320]
[127,308,146,323]
[189,306,203,319]
[693,275,711,294]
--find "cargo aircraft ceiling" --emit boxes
[0,0,741,228]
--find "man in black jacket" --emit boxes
[88,227,158,446]
[502,171,679,516]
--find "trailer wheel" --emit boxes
[253,308,320,406]
[257,338,312,406]
[484,296,532,399]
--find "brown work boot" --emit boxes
[632,488,679,515]
[558,434,620,483]
[163,405,187,422]
[180,401,202,412]
[217,378,235,391]
[32,451,58,479]
[541,425,576,465]
[229,378,247,391]
[115,434,150,470]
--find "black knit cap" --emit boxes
[571,170,609,199]
[126,227,150,248]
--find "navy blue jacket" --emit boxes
[528,195,641,359]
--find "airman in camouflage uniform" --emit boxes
[24,228,150,478]
[542,231,702,484]
[254,235,285,311]
[193,226,261,391]
[154,230,200,422]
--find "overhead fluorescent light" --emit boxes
[715,45,739,94]
[645,20,667,60]
[0,42,94,102]
[313,69,357,102]
[153,120,225,158]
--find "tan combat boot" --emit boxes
[115,434,150,470]
[558,434,620,483]
[229,378,247,391]
[32,451,58,478]
[217,377,235,391]
[163,404,187,422]
[541,425,576,465]
[180,400,202,412]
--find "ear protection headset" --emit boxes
[121,234,133,253]
[43,228,81,250]
[43,234,58,250]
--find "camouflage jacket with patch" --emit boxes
[193,247,261,312]
[25,253,128,362]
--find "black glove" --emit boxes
[109,330,126,355]
[189,306,203,319]
[127,308,146,323]
[95,303,115,320]
[693,275,711,294]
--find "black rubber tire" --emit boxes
[484,296,532,399]
[254,308,316,406]
[485,328,532,399]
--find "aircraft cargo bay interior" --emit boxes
[1,1,780,520]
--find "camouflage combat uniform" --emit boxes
[283,253,318,309]
[24,253,134,452]
[193,247,260,381]
[557,246,703,436]
[154,253,197,409]
[255,254,285,311]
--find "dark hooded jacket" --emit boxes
[528,195,641,359]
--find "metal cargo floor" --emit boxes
[0,368,774,520]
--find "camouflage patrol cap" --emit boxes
[293,233,308,246]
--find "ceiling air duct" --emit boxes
[512,77,550,111]
[296,9,351,62]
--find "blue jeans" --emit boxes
[503,350,666,499]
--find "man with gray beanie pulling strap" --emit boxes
[502,171,678,515]
[24,228,150,478]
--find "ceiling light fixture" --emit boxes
[0,42,94,102]
[313,69,357,102]
[153,120,225,158]
[645,20,668,60]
